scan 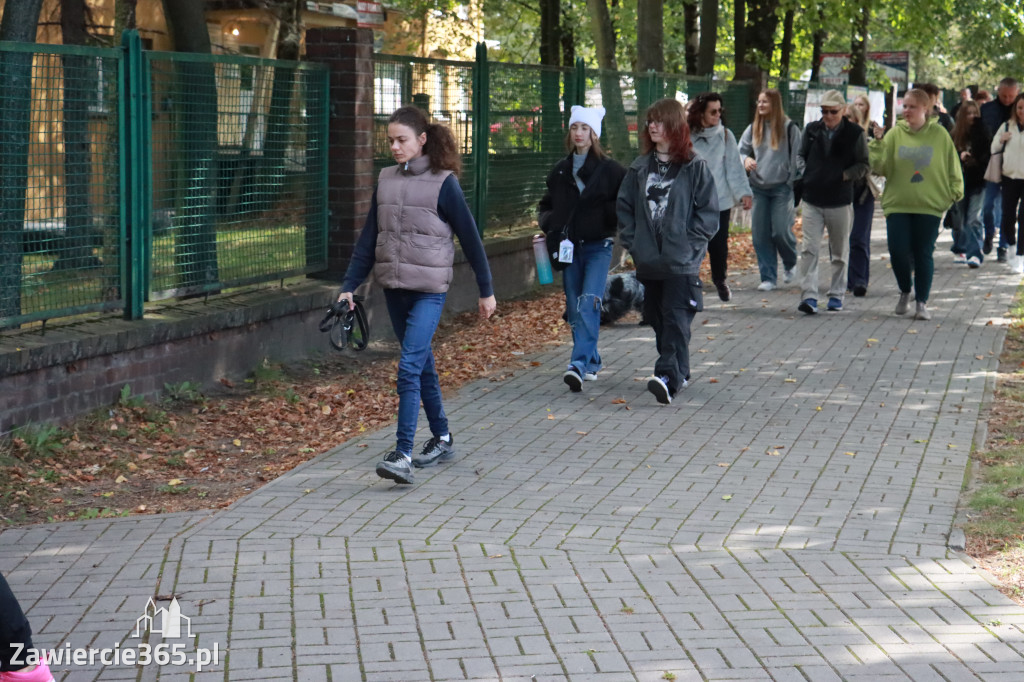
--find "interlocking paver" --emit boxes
[3,223,1024,679]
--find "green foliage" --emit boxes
[250,359,285,386]
[118,384,145,408]
[163,381,205,405]
[13,423,65,460]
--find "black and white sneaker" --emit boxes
[563,367,583,392]
[647,375,672,404]
[376,450,414,484]
[412,434,455,468]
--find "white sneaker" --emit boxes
[783,268,796,284]
[953,253,967,264]
[583,372,598,381]
[1014,255,1024,274]
[757,281,776,291]
[967,256,982,269]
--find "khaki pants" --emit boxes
[798,202,853,302]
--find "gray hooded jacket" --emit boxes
[616,153,720,279]
[692,123,752,210]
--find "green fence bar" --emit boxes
[121,30,147,319]
[472,42,490,231]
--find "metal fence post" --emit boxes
[120,29,148,320]
[574,58,586,107]
[472,42,489,233]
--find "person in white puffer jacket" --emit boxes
[993,93,1024,273]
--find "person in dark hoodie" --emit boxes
[538,105,627,392]
[951,99,991,267]
[617,98,719,405]
[793,90,870,315]
[980,78,1020,260]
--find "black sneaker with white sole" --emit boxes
[563,367,583,392]
[647,375,672,404]
[412,434,455,468]
[376,450,415,484]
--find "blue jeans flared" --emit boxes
[847,195,875,290]
[954,189,985,262]
[751,184,798,284]
[562,238,614,376]
[384,289,447,455]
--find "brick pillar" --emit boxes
[305,28,374,279]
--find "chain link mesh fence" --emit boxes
[0,41,123,328]
[146,52,328,299]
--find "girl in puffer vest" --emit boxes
[338,106,496,485]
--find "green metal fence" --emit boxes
[0,34,328,329]
[0,40,124,328]
[371,52,769,233]
[145,50,328,300]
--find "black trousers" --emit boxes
[639,275,702,395]
[706,209,731,285]
[1,571,34,672]
[1000,176,1024,254]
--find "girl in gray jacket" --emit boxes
[689,92,752,301]
[617,98,720,405]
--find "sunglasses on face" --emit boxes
[821,107,842,115]
[707,107,723,115]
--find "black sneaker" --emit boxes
[714,280,732,302]
[852,285,867,297]
[984,236,993,255]
[376,450,414,484]
[998,247,1008,263]
[412,434,455,468]
[563,367,583,392]
[647,375,672,404]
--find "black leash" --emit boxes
[319,294,369,351]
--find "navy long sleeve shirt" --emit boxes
[341,174,494,298]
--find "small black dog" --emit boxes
[601,271,645,325]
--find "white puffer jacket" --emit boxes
[992,121,1024,180]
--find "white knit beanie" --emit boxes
[568,105,605,140]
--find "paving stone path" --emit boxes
[3,225,1024,681]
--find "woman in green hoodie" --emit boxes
[869,88,964,321]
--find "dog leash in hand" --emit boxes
[319,295,369,351]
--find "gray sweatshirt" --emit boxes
[692,124,752,210]
[738,120,805,189]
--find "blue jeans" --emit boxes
[562,239,613,376]
[885,213,940,303]
[384,289,447,455]
[983,181,1006,249]
[847,195,874,290]
[751,184,798,283]
[954,189,985,262]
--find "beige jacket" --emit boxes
[992,122,1024,180]
[373,156,455,293]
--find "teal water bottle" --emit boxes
[532,234,553,284]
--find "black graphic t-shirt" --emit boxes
[646,155,680,234]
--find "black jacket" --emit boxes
[538,149,627,243]
[798,118,870,208]
[959,119,992,194]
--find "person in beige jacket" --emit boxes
[994,93,1024,273]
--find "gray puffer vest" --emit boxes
[374,155,455,293]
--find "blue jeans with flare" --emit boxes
[562,239,614,376]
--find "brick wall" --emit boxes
[305,27,375,279]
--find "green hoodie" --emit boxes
[869,118,964,217]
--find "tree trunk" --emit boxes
[257,0,301,216]
[733,0,746,79]
[636,0,664,73]
[734,0,780,87]
[0,0,45,323]
[696,0,716,76]
[586,0,631,160]
[540,0,560,66]
[848,0,870,86]
[683,1,699,76]
[54,0,101,271]
[809,28,827,83]
[162,0,220,290]
[778,9,795,82]
[560,4,576,69]
[114,0,137,35]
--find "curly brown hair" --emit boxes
[388,106,462,176]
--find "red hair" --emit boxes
[639,98,693,163]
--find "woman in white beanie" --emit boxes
[538,105,627,392]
